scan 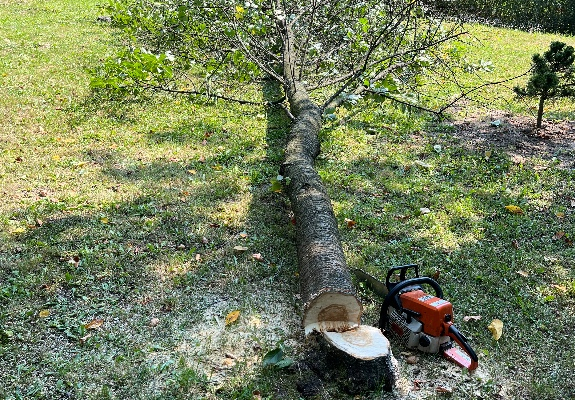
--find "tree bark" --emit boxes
[279,19,362,334]
[537,94,545,129]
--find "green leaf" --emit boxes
[262,346,293,369]
[274,358,294,368]
[262,347,284,366]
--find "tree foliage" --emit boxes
[514,41,575,128]
[92,0,465,113]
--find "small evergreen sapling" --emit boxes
[514,41,575,128]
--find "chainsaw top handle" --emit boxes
[385,264,420,290]
[378,276,443,329]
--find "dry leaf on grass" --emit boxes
[505,205,524,215]
[463,315,481,322]
[488,319,503,340]
[406,355,419,364]
[252,253,264,262]
[85,319,104,330]
[225,310,240,326]
[553,231,566,240]
[436,385,453,394]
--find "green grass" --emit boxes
[1,1,575,399]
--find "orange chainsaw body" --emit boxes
[397,289,453,337]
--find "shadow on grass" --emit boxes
[0,85,305,399]
[2,86,575,399]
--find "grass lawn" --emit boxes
[1,1,574,399]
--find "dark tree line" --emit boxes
[429,0,575,35]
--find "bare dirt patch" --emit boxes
[450,110,575,168]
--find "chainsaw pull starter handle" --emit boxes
[446,324,479,371]
[379,277,443,329]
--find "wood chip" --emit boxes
[406,355,419,364]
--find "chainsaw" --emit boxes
[353,264,478,371]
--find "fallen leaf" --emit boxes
[222,358,235,367]
[239,232,248,238]
[344,218,356,228]
[195,253,201,262]
[516,270,529,277]
[552,284,567,292]
[555,212,565,219]
[149,317,160,327]
[68,256,80,268]
[225,310,240,326]
[79,333,92,344]
[100,217,109,224]
[252,253,264,262]
[413,379,426,390]
[553,231,565,240]
[463,315,481,322]
[198,155,206,163]
[252,390,262,400]
[39,309,50,318]
[85,318,104,330]
[419,207,431,215]
[488,319,503,340]
[432,270,440,281]
[436,386,453,394]
[505,205,523,215]
[234,245,248,252]
[187,169,197,175]
[511,239,520,249]
[414,160,432,169]
[484,150,492,160]
[406,355,419,364]
[201,236,209,244]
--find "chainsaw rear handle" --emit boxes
[379,277,443,329]
[448,325,479,371]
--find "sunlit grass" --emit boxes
[1,2,574,399]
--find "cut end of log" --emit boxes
[323,325,390,361]
[303,292,362,335]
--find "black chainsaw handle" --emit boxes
[379,277,443,329]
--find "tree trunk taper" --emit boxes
[278,17,396,392]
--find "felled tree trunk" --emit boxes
[278,18,397,392]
